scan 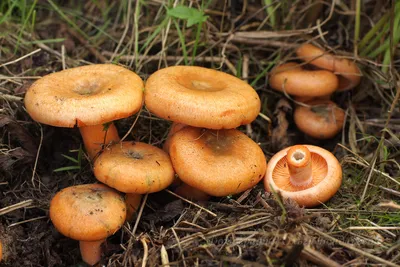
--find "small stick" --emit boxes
[0,48,41,68]
[300,246,341,267]
[140,236,149,267]
[0,93,23,102]
[31,124,43,187]
[8,215,47,227]
[0,199,33,215]
[303,223,399,267]
[165,189,217,217]
[160,245,170,267]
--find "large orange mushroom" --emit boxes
[49,183,126,266]
[296,43,361,91]
[24,64,144,160]
[93,142,175,220]
[294,99,345,139]
[144,66,261,129]
[169,126,267,197]
[264,144,342,207]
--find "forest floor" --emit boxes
[0,0,399,266]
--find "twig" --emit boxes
[31,124,43,187]
[8,215,47,227]
[300,246,341,267]
[140,236,149,267]
[0,199,34,215]
[165,189,217,217]
[0,93,23,102]
[160,245,170,267]
[303,223,400,267]
[347,226,400,230]
[0,49,41,68]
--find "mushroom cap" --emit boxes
[296,43,361,91]
[49,183,126,241]
[144,66,261,129]
[264,144,342,207]
[294,99,345,139]
[93,142,175,194]
[269,62,339,97]
[24,64,144,127]
[169,126,267,197]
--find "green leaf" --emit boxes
[167,5,208,27]
[53,166,81,172]
[61,154,79,164]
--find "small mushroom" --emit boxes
[49,183,126,266]
[264,144,342,207]
[93,142,175,220]
[296,43,361,91]
[144,66,261,129]
[24,64,144,159]
[169,126,267,197]
[269,62,339,98]
[294,99,345,139]
[0,240,2,262]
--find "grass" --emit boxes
[0,0,399,266]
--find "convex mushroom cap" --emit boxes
[169,126,267,196]
[269,62,339,97]
[24,64,144,159]
[145,66,261,129]
[94,142,175,194]
[294,99,345,139]
[296,43,361,91]
[264,144,342,207]
[49,183,126,265]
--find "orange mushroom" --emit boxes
[49,183,126,266]
[296,43,361,91]
[144,66,261,129]
[294,99,345,139]
[269,62,338,98]
[169,126,267,197]
[0,240,2,262]
[93,142,175,220]
[264,144,342,207]
[24,64,144,159]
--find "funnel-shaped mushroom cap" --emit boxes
[169,126,267,197]
[269,62,338,97]
[294,99,345,139]
[144,66,261,129]
[49,184,126,241]
[93,142,175,194]
[264,145,342,207]
[24,64,144,127]
[296,43,361,91]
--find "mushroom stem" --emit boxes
[125,193,142,221]
[0,239,2,262]
[286,145,313,187]
[79,123,120,160]
[79,239,105,266]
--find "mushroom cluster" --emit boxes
[145,66,267,200]
[24,64,176,265]
[23,63,343,266]
[269,43,361,139]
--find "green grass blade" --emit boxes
[173,19,188,65]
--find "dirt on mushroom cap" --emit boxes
[49,183,126,241]
[93,142,175,194]
[144,66,261,129]
[24,64,144,127]
[294,100,345,139]
[169,126,267,197]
